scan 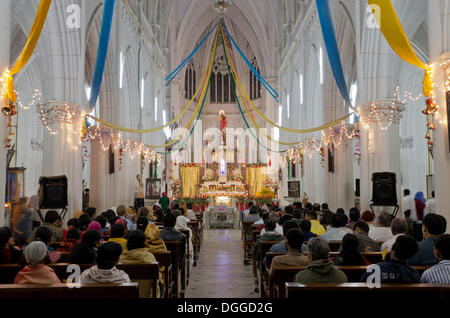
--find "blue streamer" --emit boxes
[315,0,352,106]
[221,22,280,102]
[88,0,115,109]
[165,21,220,87]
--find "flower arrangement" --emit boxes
[230,175,244,182]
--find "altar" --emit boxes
[203,203,240,229]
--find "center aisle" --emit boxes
[185,229,258,298]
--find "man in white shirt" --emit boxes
[425,191,436,215]
[381,217,407,252]
[369,211,394,243]
[320,214,347,242]
[402,189,417,221]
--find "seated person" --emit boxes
[333,234,368,266]
[159,212,186,269]
[95,215,108,234]
[260,212,283,236]
[269,220,301,253]
[409,213,447,266]
[62,218,79,240]
[291,209,303,225]
[421,234,450,284]
[57,228,80,252]
[34,226,61,263]
[268,229,309,296]
[253,215,284,262]
[0,227,22,264]
[244,205,260,223]
[320,214,347,242]
[305,209,326,236]
[70,230,101,264]
[299,219,318,243]
[294,237,347,283]
[136,216,149,232]
[361,235,420,284]
[80,242,130,284]
[353,221,380,252]
[381,218,408,252]
[28,210,63,244]
[368,211,394,242]
[346,208,360,231]
[185,203,197,220]
[108,224,128,252]
[254,206,268,225]
[120,230,162,298]
[144,224,167,253]
[14,241,61,284]
[279,206,293,225]
[254,211,271,236]
[361,210,376,232]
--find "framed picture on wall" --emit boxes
[108,145,115,174]
[145,178,161,199]
[287,181,300,198]
[328,146,335,173]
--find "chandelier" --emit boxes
[210,0,232,15]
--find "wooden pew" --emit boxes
[285,283,450,300]
[153,251,172,298]
[164,240,183,298]
[179,229,191,287]
[242,220,257,264]
[271,265,431,298]
[0,263,160,298]
[328,241,342,252]
[0,283,139,298]
[256,240,283,298]
[188,220,202,266]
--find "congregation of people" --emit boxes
[0,195,201,298]
[243,196,450,288]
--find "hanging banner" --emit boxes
[366,0,432,97]
[88,0,115,110]
[315,0,352,106]
[2,0,52,105]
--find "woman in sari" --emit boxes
[144,224,167,253]
[414,191,426,221]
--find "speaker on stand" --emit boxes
[38,175,68,220]
[370,172,399,218]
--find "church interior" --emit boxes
[0,0,450,305]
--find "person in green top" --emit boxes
[295,237,348,283]
[158,192,170,211]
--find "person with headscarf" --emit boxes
[14,241,61,284]
[414,191,426,221]
[175,215,193,272]
[87,221,102,233]
[74,210,84,219]
[144,224,167,253]
[159,192,170,210]
[120,230,163,298]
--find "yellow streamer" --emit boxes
[2,0,52,105]
[219,25,353,135]
[367,0,432,97]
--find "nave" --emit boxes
[185,229,257,298]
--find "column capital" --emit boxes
[358,99,405,127]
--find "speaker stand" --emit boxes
[59,207,68,221]
[369,204,399,219]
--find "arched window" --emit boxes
[210,72,216,103]
[249,57,261,100]
[184,62,196,100]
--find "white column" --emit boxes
[359,100,405,215]
[429,0,450,228]
[41,102,83,220]
[0,0,11,226]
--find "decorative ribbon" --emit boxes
[88,0,115,110]
[165,21,219,87]
[221,22,280,102]
[315,0,352,107]
[367,0,432,97]
[220,24,353,135]
[2,0,52,105]
[87,28,220,138]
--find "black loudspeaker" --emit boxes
[371,172,397,206]
[39,176,68,209]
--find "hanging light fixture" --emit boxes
[210,0,233,16]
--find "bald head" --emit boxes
[391,218,407,235]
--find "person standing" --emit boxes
[402,189,416,221]
[158,192,170,211]
[414,191,426,221]
[425,191,436,215]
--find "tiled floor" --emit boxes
[184,229,258,298]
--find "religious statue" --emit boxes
[302,192,309,207]
[218,109,227,144]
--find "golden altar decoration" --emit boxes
[256,187,275,199]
